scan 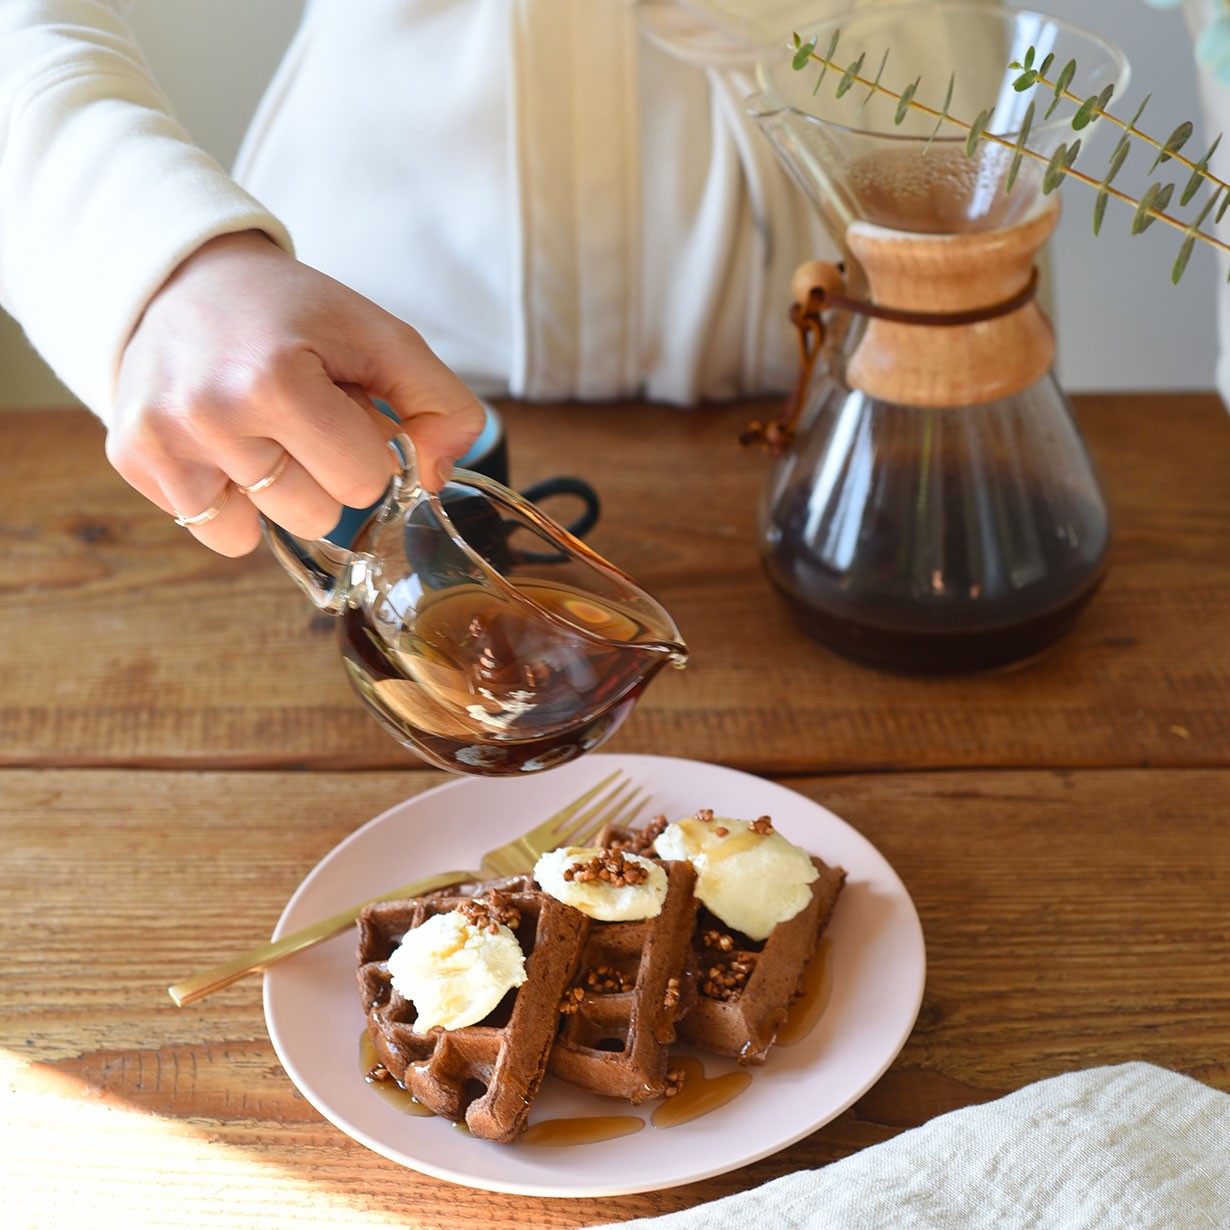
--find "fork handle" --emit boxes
[167,869,475,1007]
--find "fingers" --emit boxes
[349,333,487,491]
[120,441,355,554]
[171,481,264,556]
[107,232,487,556]
[108,390,394,554]
[109,363,472,555]
[106,438,265,556]
[240,356,399,512]
[117,448,345,556]
[231,450,341,541]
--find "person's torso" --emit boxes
[233,0,832,403]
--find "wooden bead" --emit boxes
[791,260,846,308]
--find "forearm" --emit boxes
[0,0,291,421]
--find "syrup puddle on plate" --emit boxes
[360,1031,435,1116]
[521,1115,644,1146]
[777,938,833,1046]
[651,1056,751,1128]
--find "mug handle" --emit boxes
[519,476,601,540]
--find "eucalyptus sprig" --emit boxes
[792,32,1230,284]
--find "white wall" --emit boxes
[0,0,1219,405]
[1050,0,1217,393]
[123,0,306,168]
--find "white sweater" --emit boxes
[0,0,831,423]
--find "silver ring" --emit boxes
[173,482,231,528]
[237,450,291,495]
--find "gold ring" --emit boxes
[237,450,291,495]
[173,482,231,528]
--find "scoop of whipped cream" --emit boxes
[652,813,817,941]
[534,845,668,921]
[387,906,526,1033]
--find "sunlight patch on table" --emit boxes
[0,1049,407,1228]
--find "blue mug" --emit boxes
[327,400,600,547]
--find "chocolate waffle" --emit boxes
[682,856,845,1063]
[546,857,699,1102]
[603,819,846,1065]
[356,887,586,1143]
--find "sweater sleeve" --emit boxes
[0,0,294,421]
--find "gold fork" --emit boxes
[167,770,648,1007]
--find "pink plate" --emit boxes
[264,753,925,1197]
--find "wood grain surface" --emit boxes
[2,397,1227,774]
[1,395,1228,1229]
[3,768,1227,1228]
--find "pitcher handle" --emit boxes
[262,433,422,614]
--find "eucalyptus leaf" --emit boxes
[1201,183,1223,218]
[792,35,817,72]
[1131,181,1175,234]
[1107,96,1149,173]
[1172,234,1195,284]
[1072,94,1100,130]
[1181,133,1221,206]
[812,31,840,93]
[966,107,992,155]
[1042,139,1079,193]
[1093,139,1131,235]
[1126,93,1152,133]
[837,52,866,99]
[858,48,891,116]
[1045,59,1077,120]
[1106,135,1132,180]
[895,77,920,125]
[1006,99,1035,193]
[1170,186,1221,283]
[1093,188,1110,235]
[925,73,956,154]
[1014,69,1038,92]
[1150,121,1193,172]
[1192,182,1224,229]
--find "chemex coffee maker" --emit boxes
[748,2,1128,674]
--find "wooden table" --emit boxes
[2,393,1228,1228]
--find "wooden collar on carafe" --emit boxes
[802,196,1059,409]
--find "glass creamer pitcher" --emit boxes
[267,434,687,775]
[748,3,1129,674]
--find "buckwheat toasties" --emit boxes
[356,807,846,1142]
[357,889,586,1143]
[534,846,699,1104]
[633,810,846,1064]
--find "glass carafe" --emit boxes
[748,3,1129,674]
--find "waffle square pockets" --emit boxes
[357,889,586,1143]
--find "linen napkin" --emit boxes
[597,1063,1229,1230]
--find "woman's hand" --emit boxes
[107,230,486,556]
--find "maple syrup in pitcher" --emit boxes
[265,440,686,776]
[340,579,673,774]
